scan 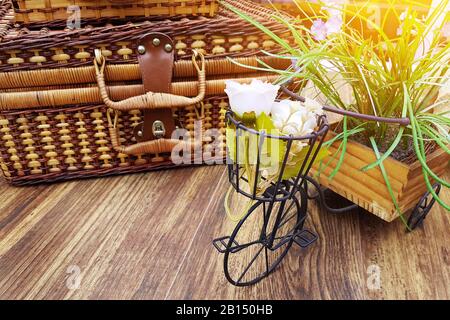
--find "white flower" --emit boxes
[224,79,280,117]
[304,97,324,115]
[271,99,323,156]
[271,99,320,137]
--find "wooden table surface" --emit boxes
[0,165,448,300]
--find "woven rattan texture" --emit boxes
[14,0,218,23]
[0,0,291,72]
[0,97,228,185]
[0,0,292,184]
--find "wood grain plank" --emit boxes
[167,185,368,299]
[359,171,450,299]
[69,166,227,300]
[0,165,448,300]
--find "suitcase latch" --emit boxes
[152,120,166,139]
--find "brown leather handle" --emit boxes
[94,49,206,111]
[96,50,205,155]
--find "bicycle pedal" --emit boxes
[212,236,240,254]
[293,229,318,248]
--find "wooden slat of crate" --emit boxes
[398,164,447,211]
[398,148,450,209]
[311,133,449,222]
[313,166,397,214]
[326,145,405,192]
[311,165,397,221]
[340,136,411,182]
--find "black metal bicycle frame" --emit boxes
[280,84,411,126]
[226,111,329,249]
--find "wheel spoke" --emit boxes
[236,245,265,285]
[279,198,296,222]
[264,246,269,274]
[266,211,297,240]
[278,211,298,229]
[259,202,267,240]
[261,199,296,243]
[273,225,297,241]
[224,195,304,286]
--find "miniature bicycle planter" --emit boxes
[281,86,449,231]
[213,110,329,286]
[214,90,447,287]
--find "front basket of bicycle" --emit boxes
[225,111,329,203]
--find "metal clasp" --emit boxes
[152,120,166,139]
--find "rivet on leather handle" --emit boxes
[152,38,161,46]
[164,43,173,53]
[137,45,146,55]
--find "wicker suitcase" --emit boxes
[14,0,219,23]
[0,0,292,185]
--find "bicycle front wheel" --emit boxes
[223,189,307,286]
